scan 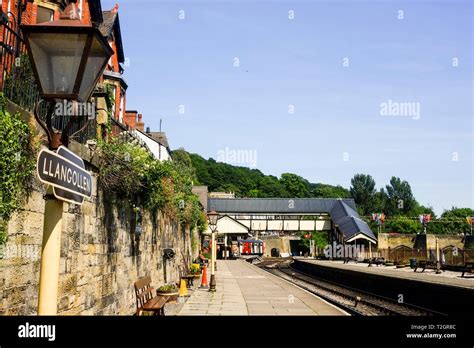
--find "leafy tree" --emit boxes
[350,174,377,215]
[279,173,310,197]
[384,177,416,216]
[310,183,351,198]
[298,231,329,252]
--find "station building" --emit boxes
[203,197,377,258]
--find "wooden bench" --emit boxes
[461,262,474,278]
[368,257,385,267]
[134,276,169,316]
[414,260,439,273]
[343,257,358,264]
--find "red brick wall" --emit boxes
[123,111,138,129]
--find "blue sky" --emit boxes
[103,0,472,215]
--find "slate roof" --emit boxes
[98,11,116,37]
[208,198,357,214]
[146,132,170,150]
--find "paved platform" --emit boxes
[177,260,347,316]
[297,259,474,289]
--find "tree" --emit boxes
[310,183,351,198]
[384,177,416,216]
[279,173,310,197]
[350,174,377,215]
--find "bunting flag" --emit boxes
[372,213,385,225]
[419,214,432,224]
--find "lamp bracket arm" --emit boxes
[34,100,54,146]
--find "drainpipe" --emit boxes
[37,189,63,315]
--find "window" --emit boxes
[37,6,54,23]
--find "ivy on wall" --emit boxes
[0,94,36,244]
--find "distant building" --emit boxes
[132,128,172,161]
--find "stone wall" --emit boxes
[260,236,291,257]
[0,168,197,315]
[378,233,464,250]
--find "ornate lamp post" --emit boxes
[20,2,112,315]
[21,2,112,149]
[207,208,218,292]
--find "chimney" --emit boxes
[136,113,145,132]
[146,127,151,134]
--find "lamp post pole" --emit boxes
[207,209,218,292]
[37,190,63,314]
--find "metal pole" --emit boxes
[209,231,216,292]
[435,237,441,274]
[37,191,63,315]
[224,234,227,260]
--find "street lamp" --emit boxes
[20,2,112,315]
[207,208,218,292]
[21,2,113,148]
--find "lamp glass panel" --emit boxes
[209,213,218,226]
[77,35,110,102]
[27,32,87,96]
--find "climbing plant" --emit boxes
[0,94,35,244]
[97,139,204,232]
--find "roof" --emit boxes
[146,132,170,150]
[330,200,376,242]
[99,10,125,64]
[208,198,376,243]
[208,198,357,214]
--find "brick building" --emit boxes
[0,0,135,130]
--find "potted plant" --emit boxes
[156,283,179,295]
[189,263,201,279]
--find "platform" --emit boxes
[296,258,474,290]
[177,260,348,316]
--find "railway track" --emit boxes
[255,258,445,316]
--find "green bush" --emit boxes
[97,139,204,231]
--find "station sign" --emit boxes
[37,146,92,205]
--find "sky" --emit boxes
[102,0,473,215]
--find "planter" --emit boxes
[156,289,179,296]
[156,290,179,296]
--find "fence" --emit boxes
[1,9,40,112]
[377,248,473,265]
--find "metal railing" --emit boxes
[0,10,40,111]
